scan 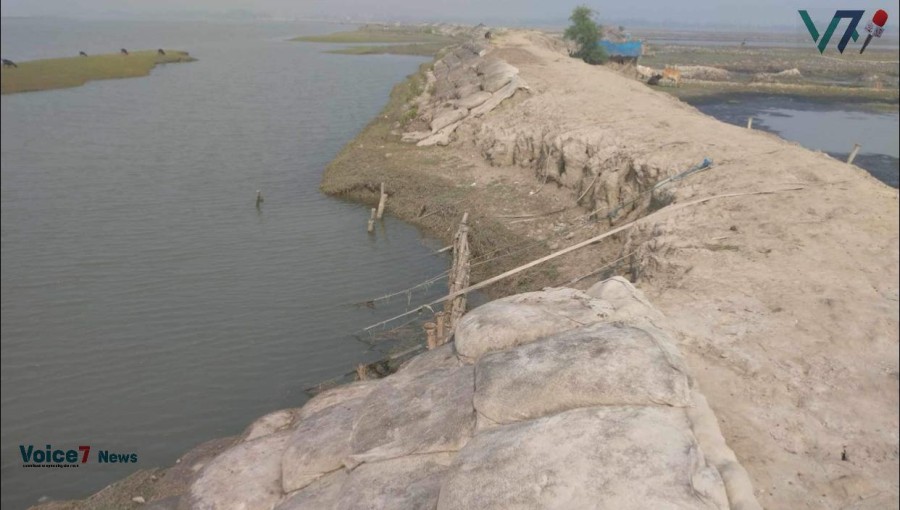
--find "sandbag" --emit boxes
[586,276,665,324]
[335,453,454,510]
[182,431,289,510]
[687,391,763,510]
[431,108,468,133]
[242,409,298,442]
[297,380,380,421]
[347,365,475,466]
[456,91,492,110]
[436,406,729,510]
[275,469,347,510]
[282,395,365,492]
[454,288,613,360]
[474,322,692,424]
[394,343,461,380]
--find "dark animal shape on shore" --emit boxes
[120,48,129,55]
[79,51,88,57]
[157,49,166,55]
[647,74,663,86]
[2,59,17,68]
[485,31,492,39]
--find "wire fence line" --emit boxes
[349,158,715,311]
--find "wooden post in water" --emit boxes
[376,183,387,220]
[847,143,861,165]
[435,312,446,345]
[367,208,376,233]
[746,117,753,130]
[444,213,471,335]
[424,322,438,350]
[256,190,264,209]
[356,363,368,381]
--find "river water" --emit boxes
[688,95,900,188]
[1,19,449,509]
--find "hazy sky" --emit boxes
[2,0,899,28]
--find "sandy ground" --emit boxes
[468,32,900,509]
[350,31,897,509]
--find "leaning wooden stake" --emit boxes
[847,143,861,165]
[435,312,446,344]
[376,183,387,220]
[367,208,376,233]
[444,213,471,335]
[746,117,753,129]
[424,322,438,349]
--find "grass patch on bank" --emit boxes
[642,44,899,80]
[292,28,454,44]
[1,50,196,94]
[326,42,450,57]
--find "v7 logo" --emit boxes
[799,10,864,54]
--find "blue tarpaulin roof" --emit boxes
[598,40,642,58]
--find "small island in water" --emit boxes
[1,50,196,94]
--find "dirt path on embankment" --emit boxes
[324,30,899,509]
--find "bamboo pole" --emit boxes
[367,208,376,233]
[435,312,446,344]
[361,187,806,335]
[431,188,804,305]
[445,213,470,334]
[424,322,438,349]
[376,182,387,219]
[847,143,861,165]
[746,117,753,129]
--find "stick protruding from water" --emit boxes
[847,143,861,165]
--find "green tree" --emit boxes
[564,5,607,65]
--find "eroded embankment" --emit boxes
[324,30,899,510]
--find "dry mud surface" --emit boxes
[326,30,899,509]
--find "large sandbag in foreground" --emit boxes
[454,288,613,360]
[586,276,665,324]
[281,395,366,492]
[474,322,692,424]
[275,470,347,510]
[296,380,380,420]
[393,343,462,379]
[182,431,289,510]
[347,365,475,466]
[335,453,454,510]
[437,406,729,510]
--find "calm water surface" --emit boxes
[689,95,899,187]
[1,19,449,509]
